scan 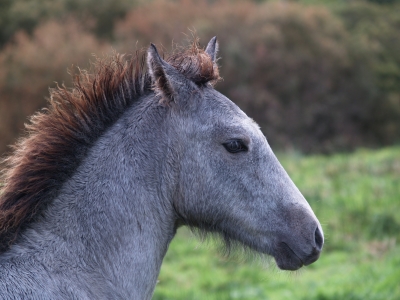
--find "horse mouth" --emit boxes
[273,242,304,271]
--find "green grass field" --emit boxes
[154,147,400,300]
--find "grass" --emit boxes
[153,146,400,300]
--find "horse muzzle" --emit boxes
[273,225,324,271]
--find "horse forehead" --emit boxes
[202,89,260,129]
[202,89,244,118]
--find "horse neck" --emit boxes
[9,95,178,299]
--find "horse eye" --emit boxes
[223,140,248,153]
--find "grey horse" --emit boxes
[0,37,323,299]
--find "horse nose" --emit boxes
[314,226,324,251]
[303,225,324,266]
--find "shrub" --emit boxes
[0,19,111,155]
[1,0,400,154]
[0,0,141,47]
[336,2,400,146]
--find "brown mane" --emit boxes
[0,40,220,252]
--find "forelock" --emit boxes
[166,40,221,86]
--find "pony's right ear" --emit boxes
[147,43,183,103]
[205,36,218,63]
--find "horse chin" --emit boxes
[273,242,304,271]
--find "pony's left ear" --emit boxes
[147,44,175,100]
[205,36,219,63]
[147,43,181,103]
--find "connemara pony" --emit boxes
[0,37,323,299]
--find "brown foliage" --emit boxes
[1,0,399,154]
[0,19,110,155]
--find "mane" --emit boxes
[0,40,220,252]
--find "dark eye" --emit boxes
[223,140,248,153]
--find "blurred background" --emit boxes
[0,0,399,299]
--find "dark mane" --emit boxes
[0,40,220,252]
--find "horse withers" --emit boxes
[0,37,323,299]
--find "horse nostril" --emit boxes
[314,226,323,250]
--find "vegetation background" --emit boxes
[0,0,399,299]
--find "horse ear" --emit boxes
[148,43,188,103]
[205,36,218,63]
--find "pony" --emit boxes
[0,37,323,299]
